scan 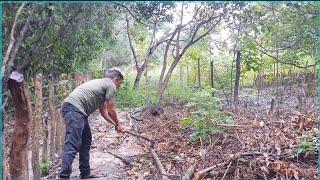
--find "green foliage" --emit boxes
[91,69,105,79]
[3,3,122,78]
[40,161,51,177]
[131,2,176,23]
[116,78,146,108]
[180,86,233,142]
[296,140,314,155]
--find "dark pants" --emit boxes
[59,102,92,179]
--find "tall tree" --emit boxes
[234,51,241,111]
[118,2,176,88]
[156,2,226,103]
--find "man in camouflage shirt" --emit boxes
[59,68,124,179]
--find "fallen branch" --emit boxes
[124,130,167,180]
[194,151,263,180]
[124,130,155,145]
[105,150,132,165]
[130,115,143,121]
[235,130,245,147]
[221,161,232,180]
[194,161,230,180]
[150,147,168,180]
[217,123,254,128]
[126,113,138,132]
[129,107,144,115]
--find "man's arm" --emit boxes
[99,99,124,132]
[99,101,116,126]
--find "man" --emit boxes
[59,68,125,179]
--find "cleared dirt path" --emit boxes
[67,110,143,179]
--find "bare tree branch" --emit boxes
[256,47,316,68]
[2,3,25,77]
[112,2,149,27]
[125,13,139,71]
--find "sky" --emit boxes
[155,2,233,53]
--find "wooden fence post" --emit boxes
[75,72,81,86]
[58,109,65,150]
[31,73,42,179]
[2,108,7,180]
[8,71,32,180]
[42,116,49,164]
[60,74,68,148]
[54,109,61,154]
[49,75,56,161]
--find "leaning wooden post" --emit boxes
[31,73,42,179]
[49,75,56,161]
[8,71,32,180]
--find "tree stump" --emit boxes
[8,71,32,180]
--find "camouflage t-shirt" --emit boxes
[64,78,116,116]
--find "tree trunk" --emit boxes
[234,51,241,111]
[156,6,222,103]
[257,71,261,106]
[187,65,189,87]
[210,61,214,97]
[31,73,42,180]
[144,59,151,110]
[49,76,56,161]
[197,59,201,87]
[180,65,183,88]
[8,71,31,180]
[230,60,234,105]
[134,65,145,89]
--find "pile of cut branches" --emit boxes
[131,104,317,179]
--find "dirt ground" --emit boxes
[46,85,317,179]
[47,110,146,179]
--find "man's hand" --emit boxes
[115,124,124,133]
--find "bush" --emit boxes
[116,79,146,108]
[180,86,233,142]
[40,161,51,177]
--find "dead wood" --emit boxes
[124,130,167,180]
[106,150,133,165]
[49,76,56,161]
[126,113,138,132]
[124,130,155,145]
[8,71,32,180]
[217,123,254,128]
[31,73,42,179]
[193,152,264,180]
[150,147,168,180]
[130,114,143,121]
[181,165,196,180]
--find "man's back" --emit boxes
[65,78,116,116]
